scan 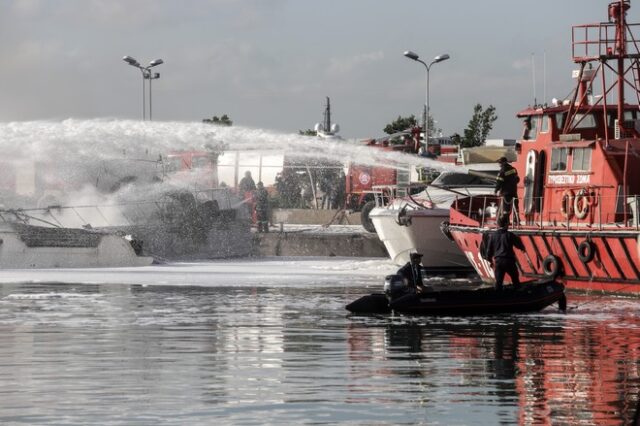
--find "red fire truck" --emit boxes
[165,151,219,189]
[345,127,426,231]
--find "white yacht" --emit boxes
[369,168,498,267]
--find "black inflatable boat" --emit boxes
[346,275,566,316]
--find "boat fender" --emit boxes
[574,188,590,220]
[395,205,411,227]
[542,255,562,278]
[439,220,454,242]
[560,189,574,219]
[360,200,376,233]
[577,240,595,263]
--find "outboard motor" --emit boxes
[384,274,407,297]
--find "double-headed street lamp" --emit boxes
[123,56,164,121]
[403,50,450,147]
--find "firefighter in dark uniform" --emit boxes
[255,181,269,233]
[396,252,424,291]
[239,171,257,193]
[495,156,520,225]
[481,215,525,291]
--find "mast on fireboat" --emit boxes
[564,0,638,144]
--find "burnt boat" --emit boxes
[346,275,566,316]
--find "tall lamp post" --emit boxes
[122,56,164,121]
[403,51,450,148]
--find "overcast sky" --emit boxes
[0,0,618,139]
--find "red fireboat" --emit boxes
[447,1,640,294]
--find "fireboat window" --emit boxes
[540,115,549,133]
[607,110,637,126]
[572,147,592,171]
[555,112,566,130]
[550,147,568,171]
[522,116,538,140]
[571,113,596,129]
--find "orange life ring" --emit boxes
[560,189,574,219]
[574,188,590,220]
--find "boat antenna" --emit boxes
[543,50,547,106]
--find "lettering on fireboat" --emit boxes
[464,251,495,279]
[547,174,590,185]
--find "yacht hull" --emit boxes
[370,206,470,267]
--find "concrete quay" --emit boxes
[252,224,387,258]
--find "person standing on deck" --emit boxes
[481,215,525,291]
[495,156,520,225]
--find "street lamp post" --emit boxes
[146,59,163,121]
[122,56,164,121]
[403,51,450,148]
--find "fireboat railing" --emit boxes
[452,193,640,231]
[572,20,640,61]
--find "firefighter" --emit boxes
[481,215,525,291]
[332,170,346,209]
[239,171,257,194]
[255,181,269,233]
[495,156,520,225]
[396,252,424,291]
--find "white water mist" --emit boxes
[0,119,465,211]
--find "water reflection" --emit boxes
[0,280,639,424]
[347,310,640,425]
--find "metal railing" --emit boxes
[370,183,493,210]
[0,187,239,229]
[453,193,640,231]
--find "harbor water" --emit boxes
[0,258,639,425]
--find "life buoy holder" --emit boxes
[542,255,562,278]
[574,188,590,220]
[560,190,574,219]
[577,240,595,263]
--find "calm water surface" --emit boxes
[0,259,639,425]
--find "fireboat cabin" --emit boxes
[447,0,640,294]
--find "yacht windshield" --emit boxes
[431,171,495,187]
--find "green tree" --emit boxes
[383,114,440,140]
[450,132,462,145]
[383,115,418,134]
[461,104,498,147]
[203,114,233,126]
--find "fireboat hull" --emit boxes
[448,223,640,294]
[443,1,640,296]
